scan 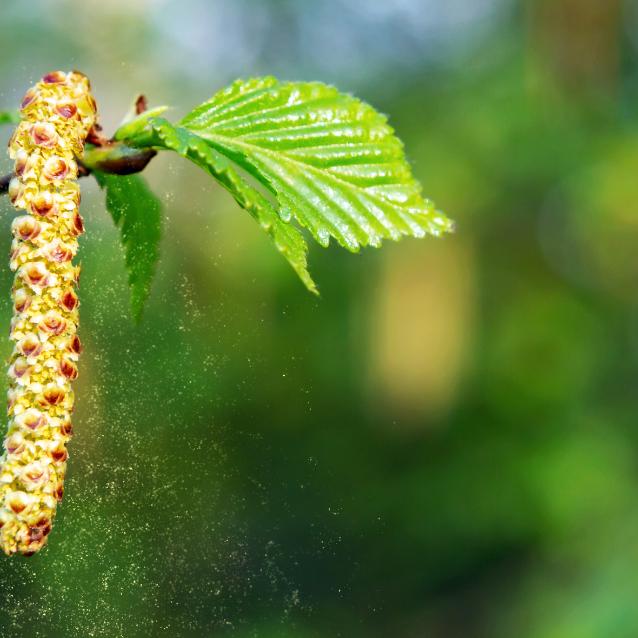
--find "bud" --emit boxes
[67,335,82,356]
[13,288,31,314]
[4,433,26,457]
[50,443,67,464]
[55,101,78,120]
[20,261,51,289]
[42,71,67,85]
[20,89,37,111]
[42,384,66,407]
[5,491,32,516]
[44,240,74,263]
[14,409,46,433]
[40,310,67,336]
[20,462,49,491]
[8,179,22,207]
[8,357,31,381]
[17,334,42,358]
[30,122,58,148]
[59,421,73,438]
[14,150,29,178]
[71,211,84,236]
[59,357,78,381]
[42,156,71,182]
[12,216,41,242]
[60,289,78,312]
[29,191,55,217]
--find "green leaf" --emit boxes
[179,77,453,250]
[119,77,451,291]
[123,117,317,293]
[94,172,163,321]
[0,111,19,125]
[113,104,169,142]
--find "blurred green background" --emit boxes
[1,0,637,636]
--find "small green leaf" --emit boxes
[113,104,169,142]
[94,172,163,321]
[0,111,19,125]
[122,117,317,293]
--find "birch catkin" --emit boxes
[0,71,96,555]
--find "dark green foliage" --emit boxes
[94,172,162,321]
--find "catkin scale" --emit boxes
[0,71,96,555]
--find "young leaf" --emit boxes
[114,104,169,142]
[0,111,19,125]
[119,117,317,293]
[179,77,453,250]
[94,172,163,320]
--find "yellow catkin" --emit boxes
[0,71,96,555]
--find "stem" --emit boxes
[80,141,157,176]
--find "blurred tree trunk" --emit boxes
[527,0,621,98]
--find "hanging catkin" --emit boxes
[0,71,96,555]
